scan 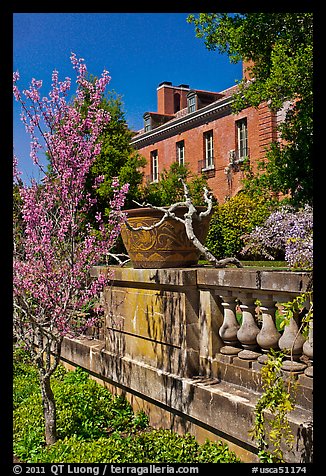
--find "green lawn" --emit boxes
[198,259,288,269]
[241,260,288,269]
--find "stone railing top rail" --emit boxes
[91,266,312,295]
[196,268,311,294]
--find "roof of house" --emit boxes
[131,83,240,140]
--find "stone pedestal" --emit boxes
[100,267,200,377]
[256,299,280,353]
[278,315,306,373]
[219,291,240,356]
[237,295,260,360]
[303,320,313,378]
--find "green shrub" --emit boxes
[197,439,241,463]
[31,434,143,463]
[136,430,199,463]
[14,362,148,461]
[13,392,45,461]
[13,362,39,409]
[13,355,240,463]
[205,193,273,259]
[32,430,240,463]
[139,162,211,207]
[53,367,148,441]
[136,429,239,463]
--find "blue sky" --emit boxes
[13,12,243,182]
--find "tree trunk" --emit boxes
[40,374,57,445]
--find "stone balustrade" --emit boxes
[89,266,312,385]
[196,268,313,392]
[216,290,311,372]
[229,291,311,372]
[61,265,313,462]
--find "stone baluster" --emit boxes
[218,291,240,356]
[237,293,261,360]
[302,320,313,377]
[278,307,307,374]
[256,296,281,365]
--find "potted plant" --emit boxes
[120,163,211,268]
[121,203,212,268]
[120,163,242,269]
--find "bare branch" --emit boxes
[107,252,131,266]
[199,187,214,218]
[126,181,243,268]
[125,200,186,231]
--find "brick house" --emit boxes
[130,63,282,203]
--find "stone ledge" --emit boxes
[91,266,198,287]
[213,356,313,411]
[196,268,312,293]
[91,266,312,294]
[91,266,312,297]
[61,336,313,463]
[197,268,259,289]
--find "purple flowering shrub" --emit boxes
[241,205,313,269]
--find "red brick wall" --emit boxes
[258,102,277,159]
[157,85,189,115]
[138,103,274,204]
[242,59,255,81]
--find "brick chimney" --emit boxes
[157,82,190,115]
[242,59,255,81]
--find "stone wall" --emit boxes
[60,266,313,463]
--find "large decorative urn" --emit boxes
[120,206,212,269]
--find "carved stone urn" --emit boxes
[120,206,212,269]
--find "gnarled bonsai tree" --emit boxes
[127,178,243,269]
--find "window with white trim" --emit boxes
[187,94,196,113]
[144,114,151,132]
[176,140,185,165]
[204,130,214,169]
[151,150,159,182]
[236,119,248,158]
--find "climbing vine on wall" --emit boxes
[250,349,297,462]
[251,289,313,462]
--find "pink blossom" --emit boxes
[13,53,129,345]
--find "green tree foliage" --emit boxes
[138,162,212,207]
[84,89,146,219]
[205,193,274,260]
[187,13,313,206]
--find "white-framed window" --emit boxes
[151,150,159,182]
[204,130,214,169]
[144,114,151,132]
[236,118,248,158]
[187,94,196,113]
[176,140,185,165]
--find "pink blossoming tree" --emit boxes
[13,53,129,445]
